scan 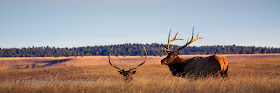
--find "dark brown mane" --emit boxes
[167,56,203,77]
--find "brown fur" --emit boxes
[162,54,229,78]
[118,70,136,82]
[160,27,228,78]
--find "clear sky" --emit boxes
[0,0,279,48]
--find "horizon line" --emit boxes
[1,43,278,49]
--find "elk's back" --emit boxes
[184,55,228,77]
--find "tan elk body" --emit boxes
[108,46,147,82]
[161,27,229,78]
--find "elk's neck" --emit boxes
[167,56,187,77]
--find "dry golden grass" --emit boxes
[1,53,280,69]
[0,54,280,93]
[1,75,279,93]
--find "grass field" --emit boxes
[0,54,280,93]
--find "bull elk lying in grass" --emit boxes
[160,27,229,79]
[108,46,147,82]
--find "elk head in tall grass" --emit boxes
[161,27,228,78]
[108,46,147,82]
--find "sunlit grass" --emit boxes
[1,59,280,93]
[0,74,279,93]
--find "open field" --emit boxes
[1,54,280,69]
[0,54,280,93]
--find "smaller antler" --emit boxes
[108,47,122,70]
[176,26,203,51]
[128,46,147,71]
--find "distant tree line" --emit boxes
[0,43,279,57]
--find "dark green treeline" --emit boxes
[0,43,279,57]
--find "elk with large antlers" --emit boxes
[108,46,147,82]
[161,27,228,78]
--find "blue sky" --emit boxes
[0,0,279,48]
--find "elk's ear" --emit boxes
[118,71,123,74]
[132,70,136,74]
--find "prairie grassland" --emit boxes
[0,54,280,93]
[1,53,280,69]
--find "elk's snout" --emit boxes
[161,59,166,65]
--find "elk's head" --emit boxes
[117,69,136,81]
[161,27,203,65]
[108,46,147,82]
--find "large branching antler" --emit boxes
[161,26,203,53]
[161,27,184,53]
[176,26,203,51]
[108,47,122,70]
[128,46,147,71]
[108,46,147,71]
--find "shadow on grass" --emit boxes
[40,58,73,67]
